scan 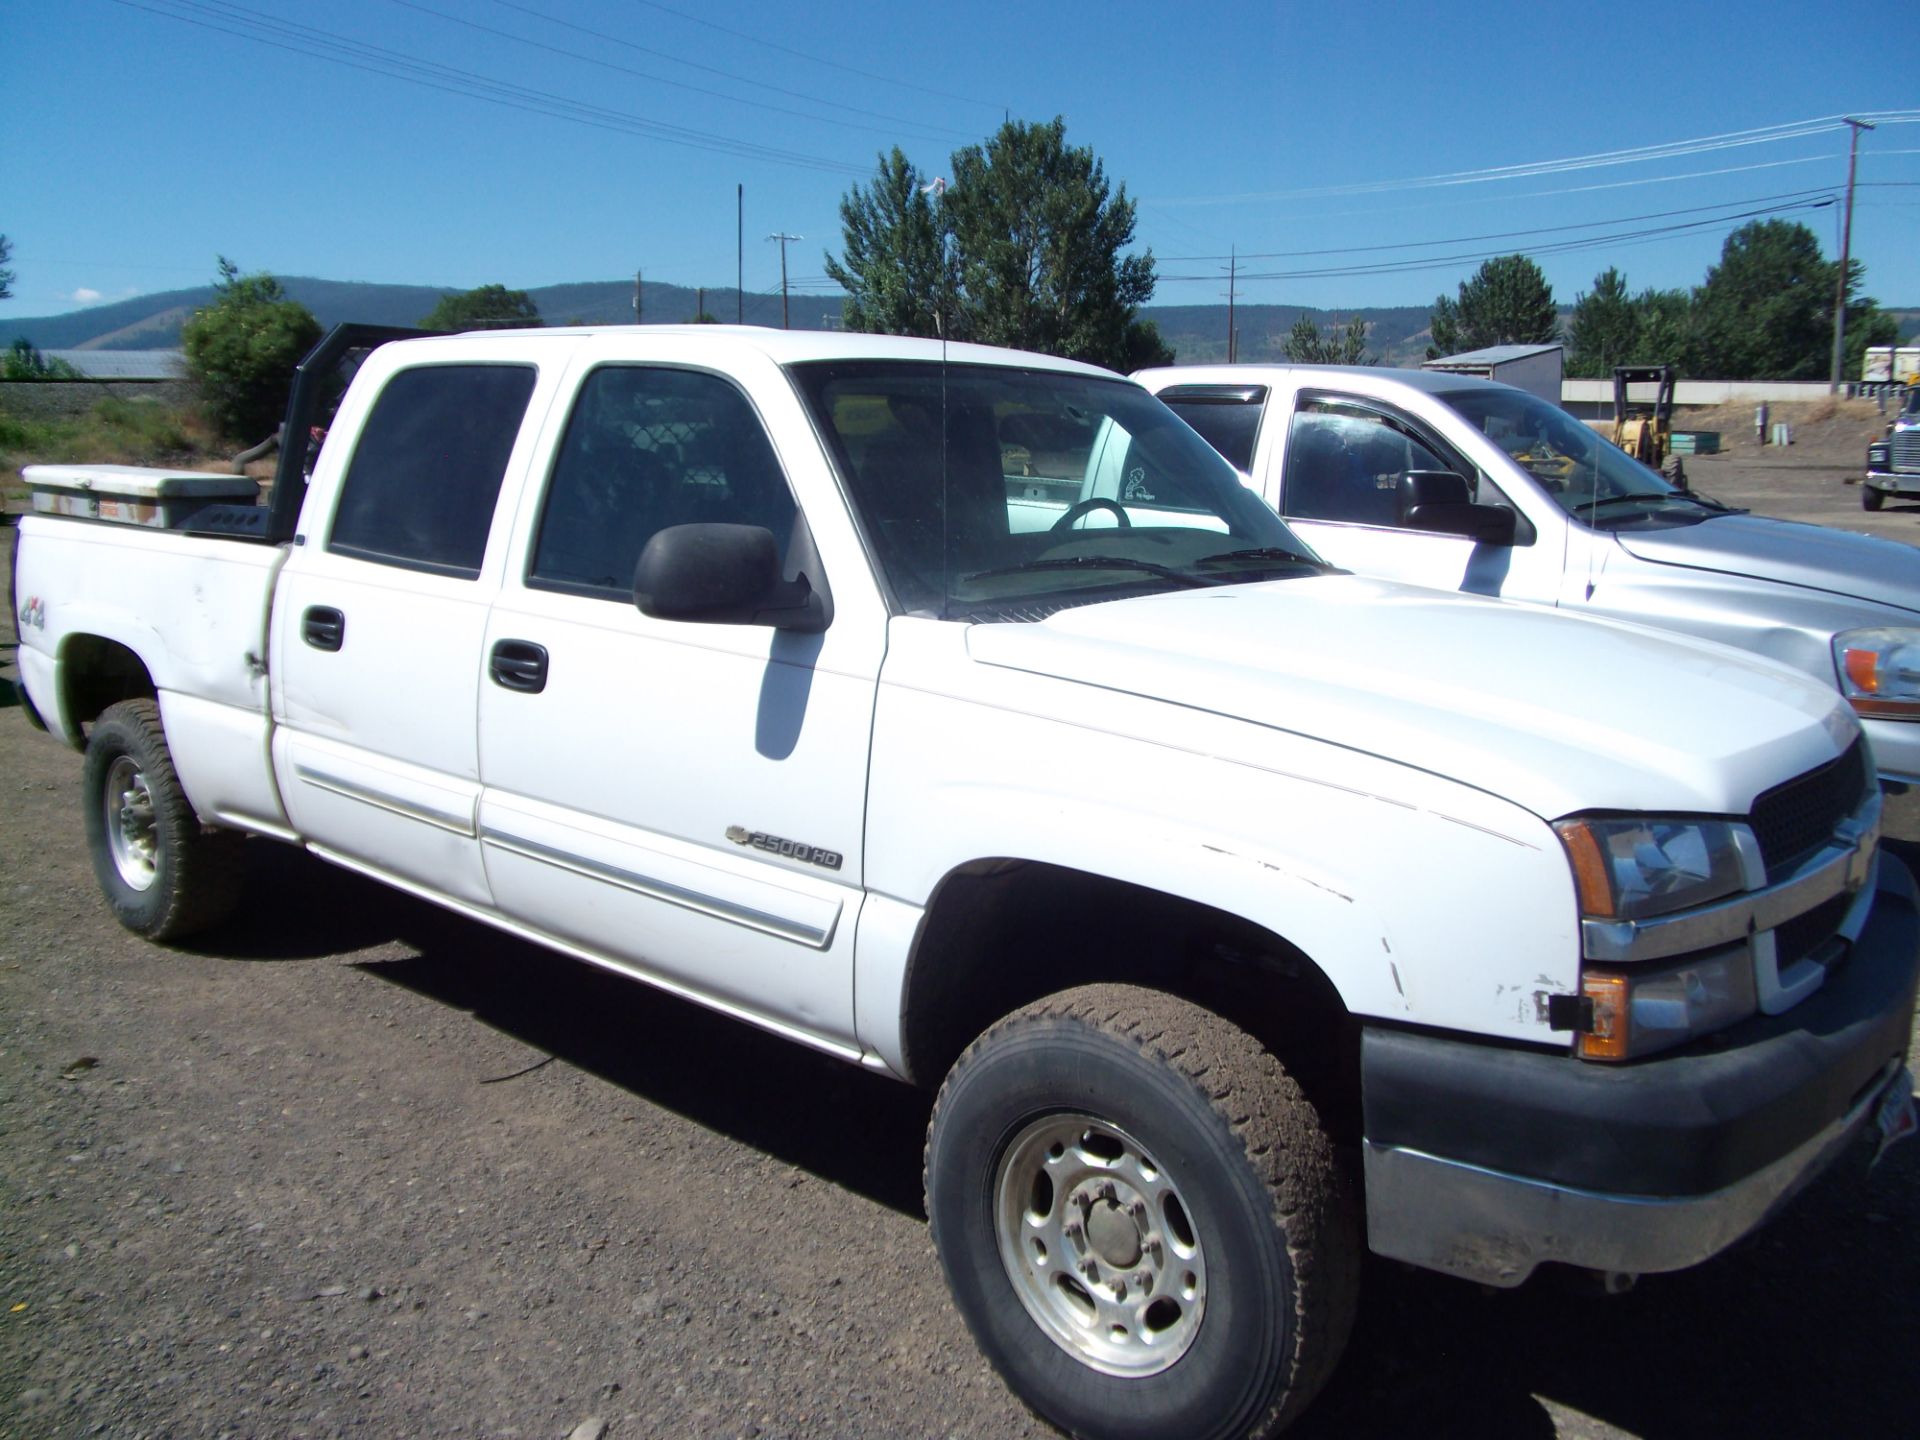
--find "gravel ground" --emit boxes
[3,429,1919,1440]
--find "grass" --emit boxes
[0,397,226,512]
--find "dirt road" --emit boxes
[3,448,1918,1440]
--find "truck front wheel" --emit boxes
[1863,484,1886,511]
[82,699,242,941]
[924,984,1359,1440]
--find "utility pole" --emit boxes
[1829,116,1875,394]
[632,269,643,325]
[696,286,705,321]
[1224,248,1238,364]
[767,231,800,330]
[737,184,744,324]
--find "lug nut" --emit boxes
[1133,1270,1153,1291]
[1064,1220,1083,1241]
[1081,1259,1101,1281]
[1098,1181,1118,1202]
[1129,1199,1149,1220]
[1110,1280,1128,1302]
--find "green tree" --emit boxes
[1566,267,1638,378]
[1284,314,1376,365]
[1688,220,1837,379]
[822,148,951,338]
[1426,254,1558,358]
[826,119,1162,371]
[944,118,1156,369]
[0,234,13,301]
[421,283,540,331]
[181,257,323,442]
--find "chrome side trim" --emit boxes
[291,763,475,836]
[1363,1060,1904,1288]
[1582,793,1881,964]
[301,840,866,1065]
[480,828,835,949]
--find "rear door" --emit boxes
[269,355,554,904]
[475,351,880,1046]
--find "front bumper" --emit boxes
[1361,856,1919,1287]
[1864,470,1920,499]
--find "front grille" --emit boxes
[1773,892,1853,970]
[1749,739,1869,882]
[1893,430,1920,472]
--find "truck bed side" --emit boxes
[14,513,292,835]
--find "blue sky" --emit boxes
[3,0,1916,325]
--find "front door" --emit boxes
[1274,392,1562,601]
[475,362,878,1046]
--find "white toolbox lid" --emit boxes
[22,464,261,499]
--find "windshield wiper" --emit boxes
[1582,491,1746,517]
[960,555,1212,588]
[1196,546,1327,571]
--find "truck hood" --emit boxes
[966,575,1857,821]
[1614,513,1920,616]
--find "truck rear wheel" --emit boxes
[924,984,1358,1440]
[82,699,242,941]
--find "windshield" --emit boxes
[789,361,1322,618]
[1904,387,1920,419]
[1437,385,1693,524]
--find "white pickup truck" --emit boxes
[12,326,1918,1440]
[1138,363,1920,843]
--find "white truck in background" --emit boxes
[1140,362,1920,843]
[12,326,1918,1440]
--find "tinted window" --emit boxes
[1163,396,1263,473]
[1282,399,1456,527]
[329,364,536,578]
[790,360,1317,618]
[529,366,796,599]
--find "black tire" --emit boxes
[925,984,1359,1440]
[1863,484,1885,512]
[81,698,243,941]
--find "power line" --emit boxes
[1153,112,1920,208]
[1161,187,1839,262]
[626,0,1008,113]
[474,0,974,142]
[109,0,870,177]
[1157,196,1834,285]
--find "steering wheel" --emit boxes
[1052,497,1132,532]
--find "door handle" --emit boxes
[489,639,549,694]
[302,605,345,652]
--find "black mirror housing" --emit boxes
[1397,471,1517,545]
[633,524,830,632]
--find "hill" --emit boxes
[3,277,841,350]
[11,276,1913,366]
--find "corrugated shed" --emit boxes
[41,349,186,380]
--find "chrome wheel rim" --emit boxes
[104,755,159,892]
[994,1112,1207,1376]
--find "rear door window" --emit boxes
[328,364,537,578]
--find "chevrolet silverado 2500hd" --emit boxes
[1139,363,1920,842]
[13,327,1918,1440]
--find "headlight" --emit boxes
[1868,441,1891,469]
[1834,627,1920,719]
[1579,949,1758,1060]
[1554,816,1747,920]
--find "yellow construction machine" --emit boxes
[1611,365,1685,487]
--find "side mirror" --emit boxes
[633,523,830,632]
[1397,471,1517,545]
